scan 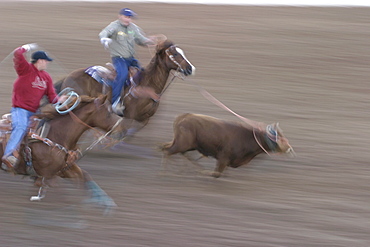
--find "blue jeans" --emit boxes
[4,107,34,157]
[111,56,140,104]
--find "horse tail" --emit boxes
[54,77,66,93]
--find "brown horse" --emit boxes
[55,40,196,127]
[0,94,128,214]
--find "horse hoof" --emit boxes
[211,172,221,178]
[200,170,213,176]
[103,205,117,216]
[84,196,117,215]
[30,195,44,201]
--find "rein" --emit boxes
[160,71,179,97]
[67,110,123,154]
[84,118,123,153]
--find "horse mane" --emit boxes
[141,39,175,88]
[38,95,101,119]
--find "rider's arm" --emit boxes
[44,74,59,104]
[98,21,117,39]
[99,22,119,49]
[13,47,31,76]
[132,25,155,46]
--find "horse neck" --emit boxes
[141,56,172,92]
[47,114,90,150]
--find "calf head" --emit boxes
[267,123,295,157]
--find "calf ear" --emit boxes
[267,124,278,141]
[275,122,285,136]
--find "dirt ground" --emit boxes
[1,2,370,247]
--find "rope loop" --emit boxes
[54,87,81,114]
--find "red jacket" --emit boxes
[12,47,58,113]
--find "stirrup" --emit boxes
[112,98,125,116]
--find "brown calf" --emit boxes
[161,113,295,178]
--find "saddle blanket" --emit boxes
[85,66,113,86]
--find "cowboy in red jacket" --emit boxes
[1,43,65,173]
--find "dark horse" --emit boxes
[55,40,196,127]
[0,94,128,213]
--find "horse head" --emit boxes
[156,40,196,76]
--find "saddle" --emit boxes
[0,113,49,171]
[0,113,49,138]
[85,64,141,92]
[85,64,142,116]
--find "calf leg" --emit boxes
[212,158,229,178]
[160,151,190,175]
[160,151,204,176]
[160,151,172,174]
[162,127,195,156]
[161,128,198,175]
[182,152,207,172]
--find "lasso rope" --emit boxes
[188,79,265,130]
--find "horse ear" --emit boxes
[156,39,173,54]
[101,94,108,103]
[156,42,165,54]
[96,94,107,105]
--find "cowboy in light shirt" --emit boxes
[99,8,156,115]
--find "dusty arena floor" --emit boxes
[1,2,370,247]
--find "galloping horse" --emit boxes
[55,40,196,126]
[0,94,128,213]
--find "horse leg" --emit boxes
[82,169,117,215]
[60,164,116,215]
[122,119,146,140]
[30,177,49,201]
[59,163,85,187]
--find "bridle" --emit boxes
[165,45,187,80]
[159,46,187,96]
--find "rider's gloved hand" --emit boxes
[58,95,69,103]
[100,38,112,49]
[21,43,38,52]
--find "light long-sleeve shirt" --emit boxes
[99,20,152,58]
